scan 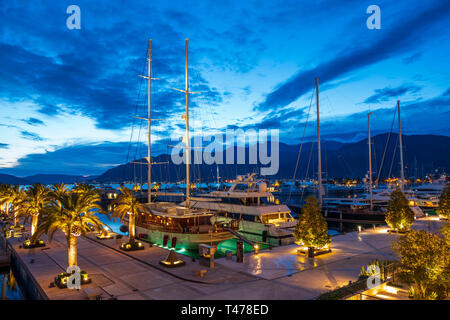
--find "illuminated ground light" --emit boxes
[23,239,46,249]
[55,271,91,289]
[96,231,114,240]
[159,249,185,268]
[296,245,332,257]
[120,241,145,251]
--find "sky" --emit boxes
[0,0,449,176]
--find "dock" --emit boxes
[0,251,10,268]
[0,234,10,268]
[5,217,444,300]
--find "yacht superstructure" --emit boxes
[182,174,297,246]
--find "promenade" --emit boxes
[6,217,444,300]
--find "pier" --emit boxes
[0,250,10,268]
[0,234,10,268]
[4,217,444,300]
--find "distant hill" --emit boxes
[0,173,32,185]
[1,134,448,184]
[92,134,450,183]
[0,174,97,185]
[24,174,98,184]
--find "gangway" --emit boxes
[224,228,271,248]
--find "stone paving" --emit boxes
[6,217,445,300]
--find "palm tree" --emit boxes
[111,185,145,246]
[51,183,70,202]
[20,184,52,239]
[0,185,25,227]
[0,184,9,216]
[32,191,106,267]
[73,183,97,195]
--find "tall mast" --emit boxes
[316,78,323,206]
[397,100,405,191]
[216,164,220,185]
[185,39,191,208]
[147,39,152,203]
[368,112,373,211]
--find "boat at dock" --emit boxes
[135,202,239,249]
[182,173,297,246]
[128,39,240,250]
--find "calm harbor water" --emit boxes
[95,212,126,235]
[93,210,341,259]
[0,268,24,300]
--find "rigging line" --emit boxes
[287,87,315,204]
[127,48,147,185]
[323,94,353,176]
[127,47,148,163]
[301,138,315,203]
[388,134,399,180]
[376,104,397,184]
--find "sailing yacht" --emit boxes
[136,202,239,249]
[132,39,239,249]
[181,173,297,246]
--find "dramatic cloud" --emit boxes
[1,0,449,176]
[403,53,422,64]
[0,2,227,132]
[256,1,450,111]
[22,117,45,126]
[363,84,423,104]
[1,141,146,176]
[20,131,45,141]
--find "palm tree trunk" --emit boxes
[128,213,135,244]
[68,235,78,267]
[12,205,17,227]
[31,214,39,238]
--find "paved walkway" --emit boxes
[6,217,445,300]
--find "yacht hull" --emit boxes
[135,225,234,250]
[216,217,295,246]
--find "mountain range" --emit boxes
[0,174,96,185]
[1,134,448,184]
[92,133,449,183]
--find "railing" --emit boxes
[136,219,239,234]
[318,263,399,300]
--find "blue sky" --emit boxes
[0,0,449,176]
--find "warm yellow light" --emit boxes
[385,286,398,294]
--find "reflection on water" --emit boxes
[251,254,262,275]
[94,212,127,235]
[328,229,340,236]
[0,268,23,300]
[163,238,270,260]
